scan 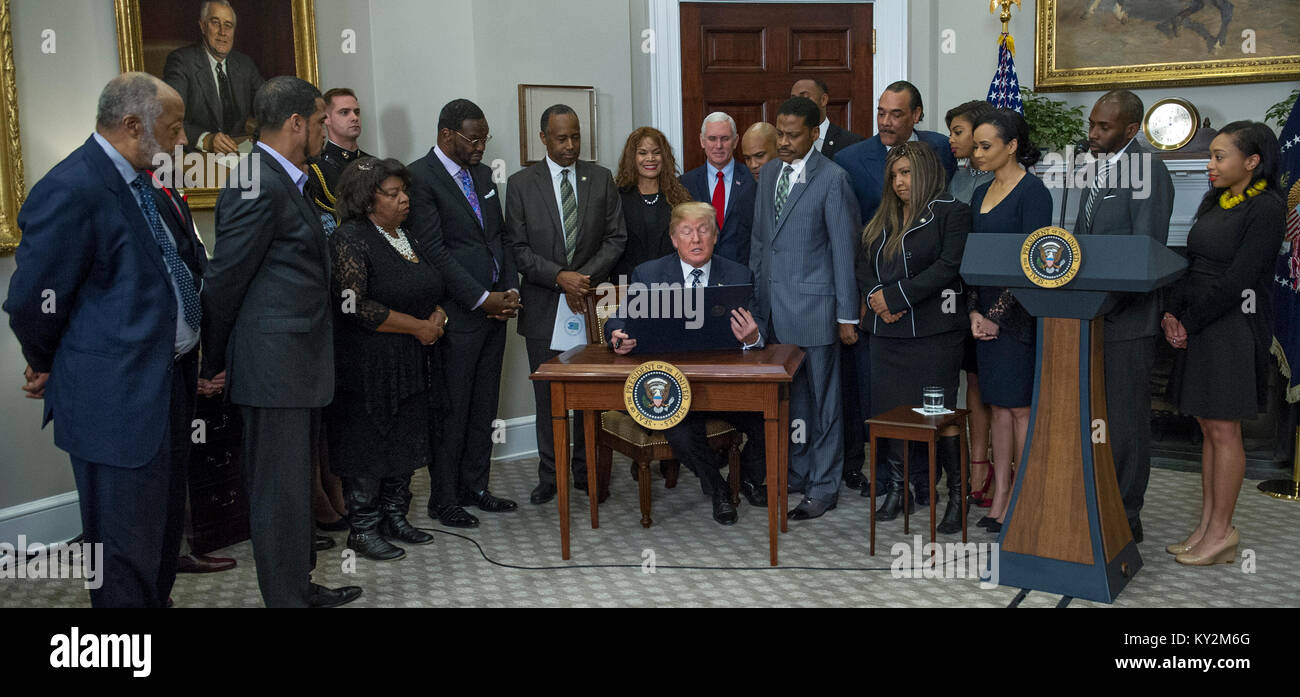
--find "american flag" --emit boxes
[1271,94,1300,400]
[985,33,1023,114]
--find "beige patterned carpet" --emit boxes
[3,456,1298,608]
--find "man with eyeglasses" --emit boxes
[163,0,264,155]
[408,99,523,527]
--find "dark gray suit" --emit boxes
[1073,140,1173,525]
[819,122,863,162]
[201,145,332,607]
[408,148,518,507]
[506,159,627,486]
[750,148,861,504]
[163,44,264,148]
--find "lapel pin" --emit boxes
[581,176,587,182]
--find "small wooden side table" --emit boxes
[866,405,971,555]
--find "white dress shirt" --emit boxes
[198,50,235,152]
[813,117,831,152]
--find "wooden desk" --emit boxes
[530,344,804,565]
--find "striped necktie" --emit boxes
[1083,159,1113,231]
[774,164,793,223]
[560,169,578,263]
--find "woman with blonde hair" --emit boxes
[612,126,692,280]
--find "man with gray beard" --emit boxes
[5,73,210,607]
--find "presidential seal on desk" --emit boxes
[1021,226,1081,289]
[624,361,692,430]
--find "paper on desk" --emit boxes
[913,407,956,416]
[550,303,588,352]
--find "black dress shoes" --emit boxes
[875,491,912,521]
[977,516,997,528]
[738,480,768,506]
[712,491,738,526]
[434,504,479,528]
[378,515,433,545]
[530,482,557,505]
[788,496,836,520]
[313,533,336,552]
[309,583,363,608]
[843,470,868,490]
[460,489,518,513]
[176,553,236,574]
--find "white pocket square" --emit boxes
[484,189,497,199]
[1102,194,1117,200]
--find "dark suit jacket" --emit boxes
[505,160,628,341]
[407,147,518,329]
[1072,141,1174,341]
[163,44,264,147]
[820,122,864,161]
[5,135,204,467]
[835,130,958,225]
[680,160,756,266]
[200,147,333,407]
[857,194,971,338]
[604,252,755,344]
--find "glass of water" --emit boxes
[922,386,944,414]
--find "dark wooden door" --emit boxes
[680,2,873,171]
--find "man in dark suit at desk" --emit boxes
[834,80,958,502]
[163,0,264,155]
[680,112,756,265]
[790,78,864,161]
[408,98,521,528]
[750,96,861,521]
[605,202,768,525]
[506,104,627,505]
[5,73,210,607]
[201,76,360,608]
[1073,89,1173,544]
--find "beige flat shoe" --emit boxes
[1175,527,1239,566]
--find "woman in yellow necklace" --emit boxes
[1161,121,1286,567]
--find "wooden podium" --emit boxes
[961,232,1186,603]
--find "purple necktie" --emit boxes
[456,168,483,226]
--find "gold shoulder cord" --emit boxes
[309,163,337,214]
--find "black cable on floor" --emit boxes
[418,525,995,575]
[1007,588,1031,607]
[1056,595,1073,608]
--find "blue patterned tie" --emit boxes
[690,268,703,288]
[132,173,201,333]
[456,167,483,226]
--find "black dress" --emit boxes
[327,219,446,478]
[1167,191,1286,419]
[965,173,1053,408]
[613,185,673,281]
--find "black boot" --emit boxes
[909,441,931,507]
[344,477,405,561]
[936,436,966,534]
[378,476,434,545]
[875,440,913,522]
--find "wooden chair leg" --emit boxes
[596,444,612,502]
[728,440,741,506]
[637,458,653,527]
[661,459,679,489]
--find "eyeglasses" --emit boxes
[453,130,492,148]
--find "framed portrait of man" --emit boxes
[114,0,319,208]
[1035,0,1300,91]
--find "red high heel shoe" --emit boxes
[968,462,992,507]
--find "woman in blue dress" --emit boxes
[964,109,1053,533]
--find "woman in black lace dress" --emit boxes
[1162,122,1285,566]
[328,157,445,561]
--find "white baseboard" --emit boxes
[0,491,82,549]
[491,415,538,463]
[0,416,541,551]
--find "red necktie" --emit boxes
[711,171,726,231]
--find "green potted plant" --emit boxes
[1020,88,1086,152]
[1265,88,1298,131]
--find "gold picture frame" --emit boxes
[114,0,319,209]
[1035,0,1300,91]
[0,0,25,256]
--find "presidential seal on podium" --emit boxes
[624,361,692,430]
[1021,226,1082,289]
